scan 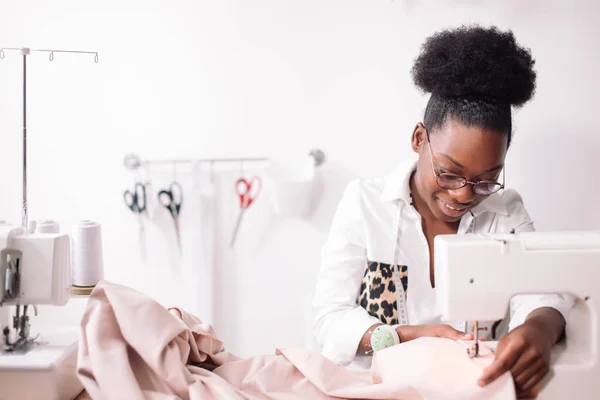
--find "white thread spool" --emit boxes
[71,220,104,287]
[35,219,60,234]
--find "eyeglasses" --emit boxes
[425,129,505,196]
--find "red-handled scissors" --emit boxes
[230,176,262,247]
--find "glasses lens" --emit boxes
[437,174,466,189]
[474,182,502,195]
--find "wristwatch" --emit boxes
[370,325,400,352]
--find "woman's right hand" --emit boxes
[396,324,473,343]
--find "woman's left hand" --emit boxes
[477,321,553,398]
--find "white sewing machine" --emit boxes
[0,223,84,400]
[435,231,599,399]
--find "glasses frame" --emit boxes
[424,129,505,196]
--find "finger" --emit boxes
[514,358,545,389]
[520,363,549,393]
[517,384,542,399]
[511,347,542,381]
[478,342,521,386]
[517,389,538,400]
[440,326,471,340]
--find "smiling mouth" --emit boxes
[439,198,469,212]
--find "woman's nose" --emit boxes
[448,184,475,204]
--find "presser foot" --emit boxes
[2,305,38,353]
[466,321,488,358]
[467,341,479,358]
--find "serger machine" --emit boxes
[0,223,83,400]
[435,230,600,399]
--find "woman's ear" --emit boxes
[411,123,427,153]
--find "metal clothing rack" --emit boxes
[123,148,326,171]
[0,47,99,231]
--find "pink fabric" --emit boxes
[76,281,515,400]
[372,338,515,400]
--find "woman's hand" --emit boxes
[478,308,565,398]
[396,324,473,342]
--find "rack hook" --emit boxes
[0,49,4,59]
[49,51,54,61]
[94,52,99,63]
[123,153,142,170]
[309,148,326,167]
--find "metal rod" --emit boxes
[1,47,99,63]
[32,49,98,55]
[0,46,98,232]
[22,50,28,230]
[123,149,326,171]
[147,157,269,165]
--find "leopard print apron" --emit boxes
[357,194,476,327]
[358,262,407,325]
[357,194,412,326]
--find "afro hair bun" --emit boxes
[411,25,536,107]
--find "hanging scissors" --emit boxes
[230,176,262,248]
[158,181,183,254]
[124,182,147,261]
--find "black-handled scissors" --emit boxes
[124,182,147,213]
[124,182,148,261]
[158,181,183,253]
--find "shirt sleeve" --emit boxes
[501,190,576,332]
[312,180,381,366]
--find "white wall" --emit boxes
[1,0,599,357]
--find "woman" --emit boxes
[312,25,573,398]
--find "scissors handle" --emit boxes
[123,190,135,211]
[158,181,183,217]
[124,182,146,213]
[158,189,173,208]
[236,177,262,209]
[136,183,147,211]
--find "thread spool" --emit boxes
[71,220,104,294]
[35,219,60,234]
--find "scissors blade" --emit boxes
[229,209,245,248]
[174,216,182,255]
[138,213,146,262]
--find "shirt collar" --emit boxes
[379,156,509,217]
[380,156,417,205]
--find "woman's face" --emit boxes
[411,119,508,223]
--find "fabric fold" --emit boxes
[76,280,515,400]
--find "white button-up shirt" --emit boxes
[313,157,574,369]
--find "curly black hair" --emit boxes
[411,25,537,147]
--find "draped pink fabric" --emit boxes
[76,281,515,400]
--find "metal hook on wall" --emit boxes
[308,148,326,167]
